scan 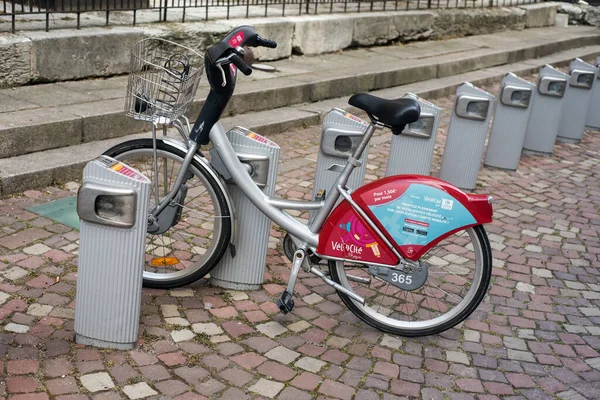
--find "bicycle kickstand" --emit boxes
[276,246,307,314]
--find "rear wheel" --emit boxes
[328,225,492,336]
[104,139,232,289]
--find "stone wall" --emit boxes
[557,3,600,26]
[430,8,526,41]
[0,3,561,87]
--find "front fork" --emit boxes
[276,244,367,314]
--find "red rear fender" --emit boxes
[317,175,493,262]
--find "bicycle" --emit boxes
[104,26,494,337]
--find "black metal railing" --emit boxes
[1,0,539,33]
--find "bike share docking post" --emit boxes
[557,58,598,144]
[209,127,280,290]
[586,56,600,129]
[75,156,151,349]
[484,73,536,171]
[311,109,371,218]
[385,93,442,176]
[283,108,372,261]
[439,82,495,191]
[523,65,569,155]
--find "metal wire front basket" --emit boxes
[125,38,204,124]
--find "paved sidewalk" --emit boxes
[1,76,600,400]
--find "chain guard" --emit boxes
[368,262,428,291]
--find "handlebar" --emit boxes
[230,54,253,76]
[190,26,278,145]
[254,34,278,49]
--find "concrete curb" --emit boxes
[0,4,560,87]
[0,29,597,161]
[1,44,599,197]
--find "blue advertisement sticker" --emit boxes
[368,184,476,246]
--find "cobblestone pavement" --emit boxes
[1,77,600,400]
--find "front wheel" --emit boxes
[104,139,232,289]
[328,225,492,337]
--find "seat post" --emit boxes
[351,122,379,161]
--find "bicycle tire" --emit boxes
[104,139,232,289]
[328,225,492,337]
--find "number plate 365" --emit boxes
[368,265,428,291]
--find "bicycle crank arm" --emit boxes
[310,267,365,305]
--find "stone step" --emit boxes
[0,26,598,160]
[1,44,598,197]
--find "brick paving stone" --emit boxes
[295,356,326,373]
[6,377,40,393]
[154,379,189,397]
[483,382,514,395]
[446,351,470,365]
[302,293,323,305]
[8,394,49,400]
[264,346,300,365]
[248,378,284,398]
[278,386,312,400]
[364,375,389,391]
[200,354,229,371]
[218,387,249,400]
[243,310,269,323]
[128,352,158,367]
[456,378,485,393]
[174,366,208,384]
[217,342,243,356]
[43,358,72,377]
[256,360,296,381]
[287,320,311,332]
[157,352,186,366]
[221,321,254,338]
[219,367,253,386]
[46,377,79,395]
[172,394,208,400]
[400,367,424,383]
[79,372,115,393]
[4,323,30,333]
[230,352,266,369]
[393,353,422,368]
[318,379,355,400]
[290,372,322,391]
[109,364,139,384]
[242,337,279,353]
[390,379,421,397]
[171,329,194,342]
[256,321,288,338]
[380,335,403,350]
[122,382,158,399]
[195,378,225,396]
[7,360,39,375]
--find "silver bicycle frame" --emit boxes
[150,118,388,304]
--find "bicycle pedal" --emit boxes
[276,291,294,314]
